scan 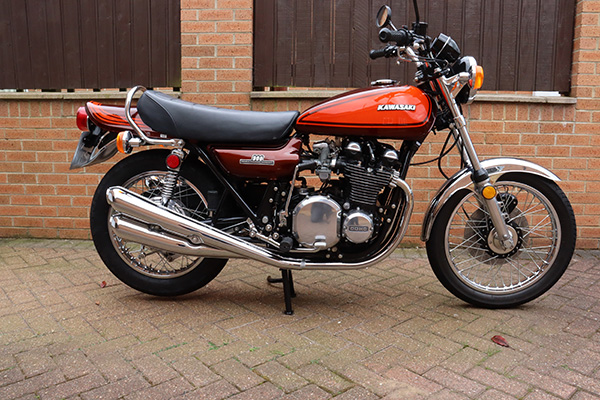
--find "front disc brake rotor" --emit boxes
[464,209,529,262]
[486,221,523,259]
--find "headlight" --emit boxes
[452,56,482,104]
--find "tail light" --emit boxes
[76,107,88,131]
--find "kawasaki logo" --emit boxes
[377,104,416,111]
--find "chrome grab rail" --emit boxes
[124,86,184,149]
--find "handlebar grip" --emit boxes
[369,48,388,60]
[379,28,411,46]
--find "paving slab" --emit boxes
[0,239,599,399]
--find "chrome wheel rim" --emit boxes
[445,181,560,294]
[109,171,210,279]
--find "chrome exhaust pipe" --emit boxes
[109,215,238,258]
[106,179,413,270]
[107,186,285,264]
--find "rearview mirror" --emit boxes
[376,5,392,28]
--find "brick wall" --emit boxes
[0,0,598,248]
[570,0,600,248]
[180,0,253,108]
[0,99,111,238]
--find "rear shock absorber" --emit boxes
[161,149,185,206]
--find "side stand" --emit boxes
[267,269,296,315]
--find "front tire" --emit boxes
[90,150,227,296]
[426,173,576,308]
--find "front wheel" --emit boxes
[426,173,576,308]
[90,150,227,297]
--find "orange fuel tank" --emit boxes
[295,85,436,141]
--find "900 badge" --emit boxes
[239,154,275,166]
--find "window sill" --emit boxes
[475,93,576,104]
[251,90,577,105]
[0,90,181,101]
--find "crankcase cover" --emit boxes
[292,195,341,249]
[343,210,374,244]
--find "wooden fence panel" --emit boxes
[0,0,181,90]
[254,0,575,92]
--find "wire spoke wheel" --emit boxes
[109,171,210,279]
[90,150,227,297]
[426,174,576,308]
[447,181,558,294]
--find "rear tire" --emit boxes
[90,150,227,296]
[426,174,576,308]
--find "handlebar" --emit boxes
[378,28,412,46]
[369,45,398,60]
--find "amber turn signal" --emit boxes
[474,66,484,90]
[116,131,133,154]
[481,185,497,200]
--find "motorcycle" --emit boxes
[71,1,576,314]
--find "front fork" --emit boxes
[439,79,515,250]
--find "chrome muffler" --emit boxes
[106,186,283,263]
[106,180,413,270]
[109,215,238,258]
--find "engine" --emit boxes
[290,139,399,250]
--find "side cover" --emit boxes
[210,138,302,179]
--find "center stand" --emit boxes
[267,269,296,315]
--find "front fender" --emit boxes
[420,158,561,242]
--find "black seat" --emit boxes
[136,90,299,143]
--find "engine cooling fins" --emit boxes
[344,163,393,206]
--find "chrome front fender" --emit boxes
[420,158,561,242]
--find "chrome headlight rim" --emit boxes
[462,56,479,104]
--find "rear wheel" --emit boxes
[426,174,576,308]
[90,150,227,296]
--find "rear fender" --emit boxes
[70,101,162,170]
[69,125,118,170]
[420,158,561,242]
